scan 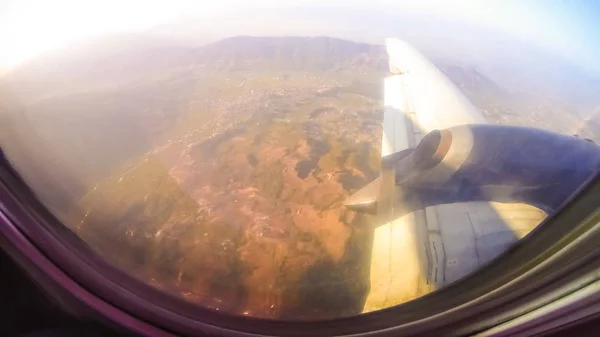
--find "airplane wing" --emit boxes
[352,39,547,312]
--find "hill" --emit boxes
[193,36,387,71]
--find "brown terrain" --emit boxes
[71,74,384,319]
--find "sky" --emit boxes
[1,0,599,73]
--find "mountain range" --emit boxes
[4,36,386,100]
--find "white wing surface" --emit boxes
[362,39,546,312]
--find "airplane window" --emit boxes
[1,1,599,322]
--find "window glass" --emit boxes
[1,1,599,320]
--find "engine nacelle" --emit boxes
[346,125,600,215]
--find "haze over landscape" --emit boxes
[1,0,600,319]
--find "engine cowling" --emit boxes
[345,125,600,215]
